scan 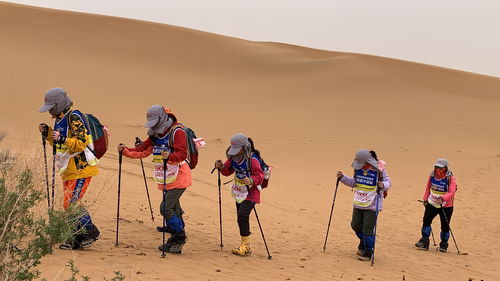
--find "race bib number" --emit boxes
[428,193,446,208]
[353,189,377,208]
[231,178,249,203]
[154,162,180,185]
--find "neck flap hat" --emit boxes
[352,149,380,170]
[39,87,73,116]
[145,105,173,135]
[227,133,252,161]
[434,158,448,168]
[432,158,452,177]
[227,133,250,155]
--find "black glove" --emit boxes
[39,123,49,138]
[135,137,142,147]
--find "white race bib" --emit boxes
[153,162,180,185]
[231,178,249,203]
[353,188,377,208]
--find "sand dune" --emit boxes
[1,2,500,280]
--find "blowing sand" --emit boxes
[1,2,499,280]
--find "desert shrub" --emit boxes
[0,132,81,281]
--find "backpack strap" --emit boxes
[446,173,455,190]
[168,124,190,163]
[246,156,253,175]
[167,124,183,148]
[65,110,95,158]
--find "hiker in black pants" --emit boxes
[415,158,457,252]
[214,133,264,256]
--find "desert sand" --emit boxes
[1,2,500,280]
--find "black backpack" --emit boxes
[248,138,271,188]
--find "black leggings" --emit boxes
[236,200,255,236]
[422,204,453,232]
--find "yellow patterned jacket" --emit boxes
[46,109,99,181]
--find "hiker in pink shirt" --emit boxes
[415,158,457,252]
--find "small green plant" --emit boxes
[62,260,125,281]
[0,132,122,281]
[0,132,83,281]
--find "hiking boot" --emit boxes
[80,226,100,248]
[358,250,372,261]
[356,240,364,256]
[169,242,184,254]
[415,238,429,250]
[437,241,448,253]
[87,225,101,240]
[158,238,176,252]
[59,237,81,250]
[158,231,187,253]
[436,246,447,253]
[80,237,96,248]
[355,232,364,256]
[232,236,251,256]
[170,231,187,254]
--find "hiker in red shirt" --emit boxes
[118,105,191,254]
[214,133,264,256]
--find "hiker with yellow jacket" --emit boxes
[38,87,101,250]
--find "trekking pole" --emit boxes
[115,150,123,247]
[246,185,272,260]
[161,159,167,258]
[323,178,340,252]
[211,167,223,250]
[371,190,381,266]
[136,137,154,222]
[440,206,464,255]
[51,142,56,208]
[41,136,50,208]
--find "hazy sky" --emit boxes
[5,0,500,77]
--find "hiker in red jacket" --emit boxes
[118,105,191,254]
[214,133,264,256]
[415,158,457,252]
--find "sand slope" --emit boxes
[1,2,500,280]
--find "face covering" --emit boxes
[434,167,447,178]
[231,149,245,163]
[49,97,73,117]
[148,113,173,136]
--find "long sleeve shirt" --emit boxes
[45,111,99,181]
[221,157,264,204]
[122,122,191,190]
[423,175,457,208]
[340,169,391,211]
